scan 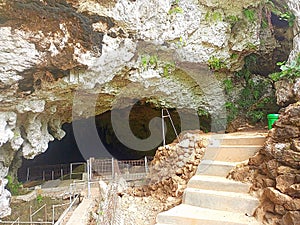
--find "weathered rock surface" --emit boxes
[0,0,297,218]
[275,0,300,106]
[126,130,207,210]
[228,102,300,224]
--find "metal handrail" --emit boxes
[10,217,19,225]
[0,222,52,224]
[51,203,69,225]
[54,194,79,225]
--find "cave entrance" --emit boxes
[18,122,86,183]
[18,101,208,183]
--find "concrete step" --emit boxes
[203,146,261,162]
[187,175,251,193]
[183,188,259,215]
[208,135,266,146]
[196,160,238,176]
[156,204,260,225]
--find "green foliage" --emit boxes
[140,54,158,69]
[269,55,300,82]
[176,36,186,48]
[208,56,227,71]
[36,194,43,204]
[6,175,22,196]
[226,15,239,25]
[198,108,209,117]
[163,62,175,78]
[149,55,158,66]
[243,8,256,23]
[168,6,184,15]
[236,79,274,123]
[246,42,258,51]
[261,0,295,29]
[205,11,223,23]
[230,53,238,60]
[211,12,222,22]
[168,0,183,15]
[141,55,148,69]
[261,18,269,29]
[223,78,233,94]
[278,11,295,27]
[225,101,238,123]
[140,54,176,79]
[226,54,278,124]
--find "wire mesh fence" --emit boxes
[18,163,86,183]
[89,157,149,182]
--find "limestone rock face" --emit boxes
[0,0,296,218]
[0,164,10,218]
[275,78,300,106]
[274,0,300,106]
[229,102,300,224]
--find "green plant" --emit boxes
[226,15,239,24]
[227,54,278,124]
[230,53,238,60]
[205,11,223,23]
[140,54,158,70]
[141,55,148,69]
[279,11,296,27]
[6,175,22,196]
[260,0,296,30]
[168,0,183,15]
[149,55,158,66]
[36,194,43,204]
[176,36,186,48]
[246,42,258,51]
[223,78,233,94]
[243,8,256,23]
[198,108,209,117]
[225,101,238,122]
[163,62,175,78]
[208,56,227,71]
[168,6,184,15]
[269,55,300,82]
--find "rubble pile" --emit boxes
[127,130,208,210]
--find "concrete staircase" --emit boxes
[156,132,266,225]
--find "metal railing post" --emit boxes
[26,168,30,182]
[161,109,166,146]
[52,205,55,225]
[29,206,32,225]
[60,169,63,180]
[144,156,149,174]
[69,163,72,180]
[111,158,114,180]
[87,159,91,198]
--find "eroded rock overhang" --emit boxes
[0,0,296,218]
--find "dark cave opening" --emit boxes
[18,101,207,182]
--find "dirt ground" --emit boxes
[3,196,69,223]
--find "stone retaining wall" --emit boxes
[229,102,300,225]
[127,130,208,210]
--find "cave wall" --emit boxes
[0,0,296,218]
[227,2,300,224]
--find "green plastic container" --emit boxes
[267,114,279,130]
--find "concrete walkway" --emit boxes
[65,187,99,225]
[156,131,266,225]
